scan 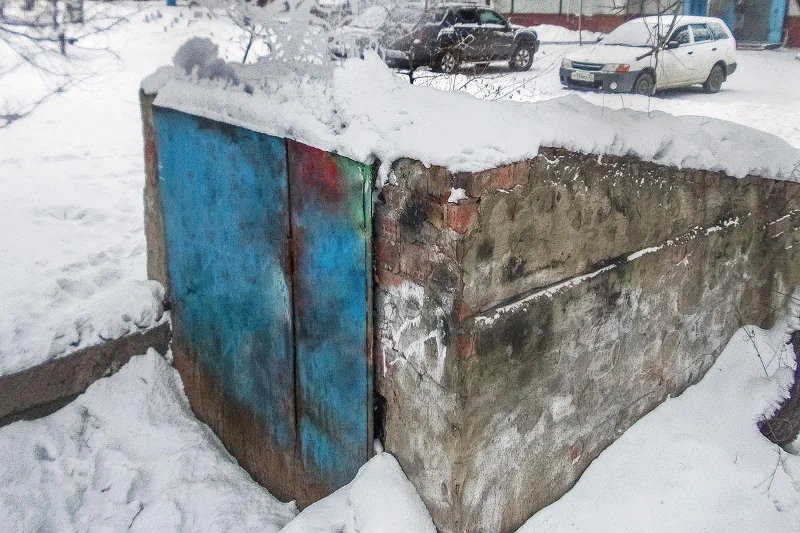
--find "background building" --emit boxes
[495,0,800,47]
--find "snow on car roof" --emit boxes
[142,39,800,185]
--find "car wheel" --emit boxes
[703,64,725,94]
[633,71,655,96]
[509,44,534,71]
[437,50,460,74]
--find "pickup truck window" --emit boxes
[456,8,479,24]
[479,9,506,25]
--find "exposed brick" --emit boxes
[455,333,477,360]
[400,243,434,281]
[426,200,445,231]
[427,166,454,200]
[377,268,408,288]
[456,300,473,322]
[465,163,529,197]
[443,201,479,234]
[375,239,400,273]
[379,217,401,241]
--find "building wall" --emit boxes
[375,149,800,533]
[789,0,800,47]
[501,0,800,46]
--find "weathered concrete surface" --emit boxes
[0,322,171,424]
[140,91,168,294]
[374,149,800,533]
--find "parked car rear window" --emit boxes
[708,22,730,40]
[690,24,713,42]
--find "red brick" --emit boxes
[456,333,477,360]
[456,300,473,321]
[465,163,528,197]
[377,269,408,288]
[375,239,400,273]
[379,217,400,241]
[399,243,434,281]
[427,166,454,200]
[443,201,479,234]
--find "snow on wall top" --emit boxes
[143,38,800,185]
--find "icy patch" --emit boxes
[280,453,436,533]
[0,351,297,533]
[145,49,800,186]
[520,292,800,533]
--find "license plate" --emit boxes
[571,71,595,82]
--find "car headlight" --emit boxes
[602,63,630,73]
[562,58,573,69]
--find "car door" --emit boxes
[659,24,695,87]
[708,20,736,67]
[478,8,514,59]
[688,23,718,83]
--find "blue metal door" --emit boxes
[767,0,787,44]
[287,140,373,497]
[155,108,296,452]
[153,108,372,504]
[685,0,707,16]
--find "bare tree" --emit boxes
[0,0,136,128]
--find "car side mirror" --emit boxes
[666,40,680,50]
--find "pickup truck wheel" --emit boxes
[703,64,725,94]
[509,44,534,71]
[437,50,460,73]
[633,71,655,95]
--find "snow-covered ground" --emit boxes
[0,311,797,532]
[0,349,436,533]
[0,3,247,376]
[2,3,800,531]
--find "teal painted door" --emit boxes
[154,108,372,501]
[287,140,373,494]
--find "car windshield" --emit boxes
[602,20,660,47]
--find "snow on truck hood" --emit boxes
[142,38,800,186]
[565,44,645,65]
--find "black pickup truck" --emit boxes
[382,4,539,72]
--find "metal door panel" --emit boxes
[154,108,296,452]
[287,140,373,494]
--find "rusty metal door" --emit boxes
[154,107,372,503]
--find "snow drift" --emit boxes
[520,295,800,533]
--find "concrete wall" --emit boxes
[374,149,800,533]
